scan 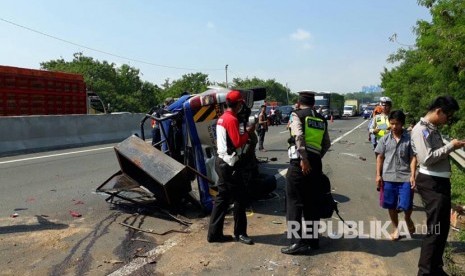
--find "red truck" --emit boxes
[0,65,104,116]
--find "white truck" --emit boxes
[343,105,356,117]
[343,99,359,116]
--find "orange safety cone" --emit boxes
[330,115,334,123]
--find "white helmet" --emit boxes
[380,96,392,103]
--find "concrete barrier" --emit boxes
[0,113,153,157]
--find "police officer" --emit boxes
[281,91,331,255]
[207,90,255,245]
[411,96,465,275]
[369,97,392,151]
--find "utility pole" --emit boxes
[286,82,289,105]
[225,64,228,88]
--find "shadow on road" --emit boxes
[0,215,68,234]
[251,232,422,258]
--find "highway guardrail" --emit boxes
[443,137,465,169]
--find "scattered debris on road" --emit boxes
[119,222,189,235]
[69,210,82,217]
[104,260,123,264]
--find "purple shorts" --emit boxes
[379,181,413,211]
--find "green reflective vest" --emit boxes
[374,114,390,140]
[304,116,325,152]
[290,108,326,155]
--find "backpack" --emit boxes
[318,174,338,219]
[318,174,350,227]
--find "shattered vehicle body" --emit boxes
[97,86,274,214]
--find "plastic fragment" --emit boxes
[69,210,82,217]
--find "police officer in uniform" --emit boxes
[281,91,331,255]
[207,90,255,245]
[369,96,392,152]
[411,96,465,275]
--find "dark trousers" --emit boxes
[208,158,248,239]
[285,156,322,246]
[257,129,266,150]
[416,173,451,276]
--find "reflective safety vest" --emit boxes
[304,116,325,153]
[374,114,390,140]
[290,108,326,155]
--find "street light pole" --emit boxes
[225,64,228,88]
[286,82,289,105]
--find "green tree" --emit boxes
[232,77,290,104]
[163,72,211,98]
[41,53,162,113]
[381,0,465,138]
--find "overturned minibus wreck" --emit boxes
[96,87,276,218]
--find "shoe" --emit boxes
[281,243,310,255]
[235,235,254,245]
[259,149,267,152]
[207,234,234,243]
[307,241,320,250]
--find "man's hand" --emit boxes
[376,175,383,191]
[246,123,256,133]
[451,139,465,150]
[300,159,311,175]
[410,175,416,189]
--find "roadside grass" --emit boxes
[451,161,465,242]
[451,162,465,207]
[445,162,465,275]
[444,245,465,276]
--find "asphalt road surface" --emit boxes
[0,116,426,275]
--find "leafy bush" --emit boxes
[451,161,465,205]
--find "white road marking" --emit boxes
[339,152,360,158]
[331,120,367,146]
[108,223,200,276]
[0,140,155,165]
[276,169,287,179]
[0,146,114,165]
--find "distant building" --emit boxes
[362,85,383,93]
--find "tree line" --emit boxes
[381,0,465,138]
[40,53,299,113]
[41,53,386,115]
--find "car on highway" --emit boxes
[279,105,294,123]
[362,105,376,119]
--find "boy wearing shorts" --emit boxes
[375,110,416,240]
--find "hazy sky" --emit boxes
[1,1,431,93]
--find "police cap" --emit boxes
[298,91,316,106]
